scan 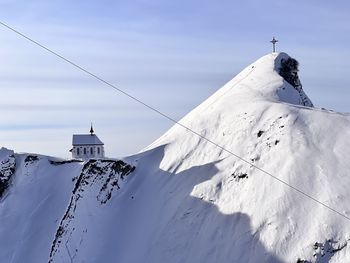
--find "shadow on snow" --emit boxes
[123,145,283,263]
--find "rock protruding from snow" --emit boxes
[49,159,135,263]
[0,148,15,199]
[277,55,313,107]
[297,239,348,263]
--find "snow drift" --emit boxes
[1,52,350,263]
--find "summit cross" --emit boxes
[270,37,278,53]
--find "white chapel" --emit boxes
[70,125,105,160]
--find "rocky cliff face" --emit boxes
[0,148,15,199]
[49,159,135,262]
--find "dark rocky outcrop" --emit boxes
[296,239,347,263]
[278,57,314,107]
[49,159,83,166]
[0,153,16,199]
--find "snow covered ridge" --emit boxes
[0,147,136,263]
[49,159,135,262]
[183,52,314,113]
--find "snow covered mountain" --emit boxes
[1,52,350,263]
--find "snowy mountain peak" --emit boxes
[147,52,314,152]
[204,52,313,109]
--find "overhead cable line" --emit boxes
[1,21,349,222]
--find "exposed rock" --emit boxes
[278,57,314,107]
[49,159,83,166]
[24,155,39,167]
[0,151,16,199]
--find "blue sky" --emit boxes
[0,0,349,158]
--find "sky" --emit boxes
[0,0,349,158]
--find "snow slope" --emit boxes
[1,52,350,263]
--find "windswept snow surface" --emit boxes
[1,53,350,263]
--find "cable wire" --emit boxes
[1,21,350,222]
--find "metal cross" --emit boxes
[270,37,278,53]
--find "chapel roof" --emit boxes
[72,134,104,146]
